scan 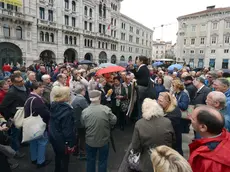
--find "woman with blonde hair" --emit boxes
[49,86,76,172]
[118,98,175,172]
[151,145,192,172]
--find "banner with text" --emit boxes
[0,0,22,7]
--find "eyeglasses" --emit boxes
[15,79,23,83]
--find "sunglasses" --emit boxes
[15,79,23,83]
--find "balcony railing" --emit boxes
[0,9,33,23]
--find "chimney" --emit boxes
[207,5,215,10]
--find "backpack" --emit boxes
[13,97,34,129]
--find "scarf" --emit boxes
[14,85,26,92]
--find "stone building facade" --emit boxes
[0,0,153,67]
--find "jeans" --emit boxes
[86,143,109,172]
[29,132,48,164]
[10,127,20,152]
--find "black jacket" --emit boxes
[132,65,150,87]
[49,102,76,154]
[191,86,211,105]
[0,86,29,120]
[185,83,197,101]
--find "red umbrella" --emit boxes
[96,66,125,76]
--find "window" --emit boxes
[98,41,101,48]
[16,26,22,39]
[65,0,69,9]
[129,35,133,42]
[212,23,218,30]
[211,50,216,53]
[184,39,186,45]
[103,4,106,18]
[89,8,92,18]
[7,4,13,10]
[190,50,194,54]
[99,24,102,33]
[72,17,75,27]
[211,37,217,44]
[222,59,229,69]
[226,22,230,29]
[39,7,45,20]
[50,33,54,42]
[99,2,102,17]
[225,36,230,43]
[201,24,206,31]
[48,10,53,22]
[3,24,10,37]
[49,0,53,4]
[209,59,215,68]
[106,43,108,49]
[0,2,4,8]
[198,59,204,68]
[69,36,72,45]
[90,40,93,47]
[200,50,204,54]
[224,49,229,53]
[191,38,195,45]
[84,21,87,30]
[84,6,88,16]
[65,15,69,25]
[45,32,49,42]
[102,42,104,49]
[183,50,185,54]
[200,38,205,44]
[114,31,116,38]
[103,25,105,34]
[40,31,44,41]
[84,39,87,47]
[74,37,77,45]
[136,29,139,35]
[189,59,194,68]
[130,26,133,32]
[192,25,196,32]
[65,35,68,44]
[72,1,76,11]
[136,37,139,44]
[114,19,116,26]
[89,23,92,31]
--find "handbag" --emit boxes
[127,149,141,171]
[120,99,130,112]
[22,97,46,143]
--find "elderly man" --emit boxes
[206,71,218,89]
[25,71,36,89]
[71,84,89,159]
[206,91,230,131]
[189,106,230,172]
[41,74,52,107]
[52,74,66,87]
[81,90,117,172]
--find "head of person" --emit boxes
[158,71,164,77]
[217,70,223,78]
[4,77,12,86]
[157,77,164,85]
[172,79,184,93]
[125,75,131,84]
[31,82,44,96]
[120,71,126,80]
[195,71,201,78]
[206,91,226,110]
[74,83,86,96]
[158,92,177,112]
[136,56,148,66]
[151,145,192,172]
[114,76,121,86]
[142,98,164,120]
[51,86,70,103]
[207,71,218,83]
[0,80,9,91]
[98,77,107,87]
[193,77,205,89]
[212,78,230,93]
[10,73,24,87]
[184,76,193,85]
[88,90,101,103]
[40,66,46,73]
[172,72,177,79]
[189,105,225,137]
[41,74,51,84]
[57,73,67,85]
[181,68,188,74]
[61,69,68,76]
[28,71,36,81]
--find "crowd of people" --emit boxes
[0,56,230,172]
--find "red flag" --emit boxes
[108,23,111,30]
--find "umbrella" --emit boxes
[99,63,117,68]
[222,69,230,73]
[118,62,128,67]
[79,60,94,64]
[152,61,163,67]
[168,64,183,71]
[96,66,125,76]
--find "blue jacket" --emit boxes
[175,91,190,111]
[220,107,230,132]
[49,102,76,153]
[225,89,230,113]
[155,84,166,99]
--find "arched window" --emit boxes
[16,26,22,39]
[88,39,90,47]
[3,24,10,37]
[90,40,93,47]
[69,36,72,44]
[99,2,102,17]
[65,0,69,9]
[40,31,44,41]
[105,43,108,49]
[84,39,87,47]
[50,33,54,42]
[84,6,88,16]
[89,8,92,18]
[45,32,49,42]
[74,37,77,45]
[72,1,76,11]
[65,35,68,44]
[103,4,106,18]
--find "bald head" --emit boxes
[206,91,226,109]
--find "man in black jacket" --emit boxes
[0,74,29,158]
[184,76,197,101]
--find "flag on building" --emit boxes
[0,0,22,7]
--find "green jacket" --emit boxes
[81,103,117,147]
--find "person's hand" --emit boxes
[0,124,9,131]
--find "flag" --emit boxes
[108,23,111,30]
[0,0,22,7]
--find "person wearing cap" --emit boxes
[81,90,117,172]
[191,77,211,105]
[41,74,52,108]
[184,76,197,101]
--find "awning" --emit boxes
[0,0,22,7]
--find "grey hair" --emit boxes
[142,98,164,120]
[74,83,85,94]
[216,78,230,87]
[210,91,226,108]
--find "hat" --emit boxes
[184,76,193,81]
[88,90,101,102]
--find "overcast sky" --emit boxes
[120,0,230,43]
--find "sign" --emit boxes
[0,0,22,7]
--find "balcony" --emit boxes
[62,25,73,31]
[38,19,49,25]
[49,21,57,27]
[39,0,46,4]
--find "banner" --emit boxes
[0,0,22,7]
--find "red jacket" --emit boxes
[2,65,11,72]
[0,89,7,104]
[189,129,230,172]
